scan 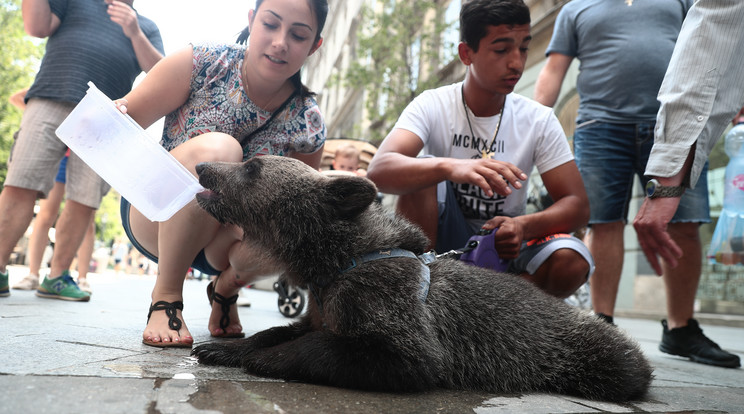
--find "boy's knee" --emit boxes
[528,248,590,298]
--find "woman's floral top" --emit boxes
[161,43,326,160]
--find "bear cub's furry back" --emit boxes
[193,155,653,402]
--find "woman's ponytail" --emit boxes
[291,71,313,97]
[236,26,250,45]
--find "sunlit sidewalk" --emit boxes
[1,264,743,414]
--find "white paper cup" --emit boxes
[56,82,204,222]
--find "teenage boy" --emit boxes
[367,0,593,299]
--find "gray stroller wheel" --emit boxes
[273,281,305,318]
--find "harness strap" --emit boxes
[339,248,434,303]
[309,248,436,330]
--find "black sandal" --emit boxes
[207,281,245,338]
[143,301,192,348]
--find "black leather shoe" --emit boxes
[659,319,741,368]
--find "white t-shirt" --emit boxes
[394,82,573,225]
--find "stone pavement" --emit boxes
[1,265,742,414]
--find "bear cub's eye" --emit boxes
[243,161,258,175]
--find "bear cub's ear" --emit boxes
[324,176,378,219]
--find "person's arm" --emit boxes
[483,161,588,258]
[645,0,744,188]
[634,0,744,275]
[116,45,194,128]
[367,129,439,194]
[106,0,163,72]
[520,161,588,237]
[9,88,29,111]
[22,0,61,38]
[367,128,526,198]
[534,53,573,107]
[291,146,325,170]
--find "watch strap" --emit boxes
[647,179,685,198]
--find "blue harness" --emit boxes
[338,248,434,303]
[309,248,435,328]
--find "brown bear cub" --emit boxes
[192,155,653,402]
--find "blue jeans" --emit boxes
[573,120,710,224]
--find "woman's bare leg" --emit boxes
[206,235,286,336]
[129,133,243,346]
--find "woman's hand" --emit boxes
[114,98,129,115]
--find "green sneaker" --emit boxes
[36,271,90,301]
[0,270,9,297]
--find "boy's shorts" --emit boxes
[436,181,595,278]
[6,98,110,208]
[573,120,710,225]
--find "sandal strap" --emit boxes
[147,300,184,331]
[211,291,239,331]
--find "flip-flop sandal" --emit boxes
[142,300,193,348]
[207,281,246,338]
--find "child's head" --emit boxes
[332,144,361,172]
[237,0,329,96]
[460,0,530,51]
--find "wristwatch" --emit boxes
[645,178,685,198]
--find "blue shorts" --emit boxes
[436,181,595,278]
[573,120,710,225]
[120,198,221,275]
[55,156,68,184]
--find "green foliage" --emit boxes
[95,191,125,246]
[343,0,456,144]
[0,0,45,186]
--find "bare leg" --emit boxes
[208,266,246,336]
[586,222,625,317]
[48,200,96,278]
[130,133,243,346]
[76,219,96,280]
[0,186,39,272]
[26,182,65,276]
[207,236,285,337]
[662,222,701,329]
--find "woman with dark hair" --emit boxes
[116,0,329,347]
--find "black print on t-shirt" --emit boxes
[451,182,506,220]
[451,133,505,155]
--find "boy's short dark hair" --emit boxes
[460,0,531,51]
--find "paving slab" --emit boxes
[1,265,742,413]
